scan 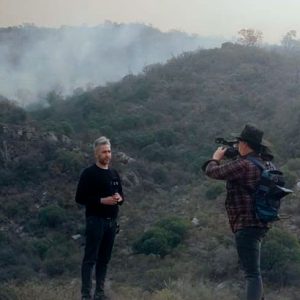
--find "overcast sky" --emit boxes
[1,0,300,43]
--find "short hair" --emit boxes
[93,136,111,150]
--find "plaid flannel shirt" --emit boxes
[205,154,269,232]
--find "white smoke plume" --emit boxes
[0,22,225,106]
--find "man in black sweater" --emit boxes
[76,136,124,300]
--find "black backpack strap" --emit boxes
[246,156,266,171]
[239,157,264,194]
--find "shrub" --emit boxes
[0,286,18,300]
[133,217,189,257]
[152,167,168,184]
[155,129,178,147]
[54,149,84,176]
[261,227,300,285]
[38,206,66,228]
[42,241,80,277]
[32,238,52,260]
[0,169,15,187]
[141,143,165,162]
[135,228,170,257]
[205,182,225,200]
[44,256,66,277]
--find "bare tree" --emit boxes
[237,29,263,47]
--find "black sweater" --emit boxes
[75,164,124,219]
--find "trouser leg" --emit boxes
[235,227,267,300]
[95,220,117,296]
[81,217,104,298]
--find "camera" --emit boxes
[215,137,239,159]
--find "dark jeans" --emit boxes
[81,216,117,298]
[235,227,268,300]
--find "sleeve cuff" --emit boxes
[201,159,220,172]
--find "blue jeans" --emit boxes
[81,216,117,298]
[235,227,267,300]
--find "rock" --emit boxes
[114,151,135,164]
[45,132,58,143]
[72,234,81,240]
[191,217,199,226]
[61,134,72,144]
[216,282,226,290]
[16,226,24,233]
[122,171,140,187]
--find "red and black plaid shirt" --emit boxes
[205,154,269,232]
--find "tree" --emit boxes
[237,29,263,47]
[281,30,298,51]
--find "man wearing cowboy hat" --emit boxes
[203,124,269,300]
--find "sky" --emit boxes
[1,0,300,43]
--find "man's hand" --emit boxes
[212,147,227,161]
[100,194,123,205]
[100,196,119,205]
[114,193,123,203]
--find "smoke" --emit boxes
[0,23,225,106]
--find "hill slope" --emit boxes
[1,44,300,299]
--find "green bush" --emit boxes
[280,165,297,188]
[42,241,80,277]
[44,256,66,277]
[32,238,52,260]
[152,167,168,184]
[205,182,225,200]
[117,132,156,149]
[38,206,66,228]
[141,142,165,162]
[54,149,84,176]
[14,152,44,184]
[156,217,189,237]
[155,129,178,147]
[133,217,189,257]
[0,169,15,187]
[134,227,170,257]
[0,99,27,124]
[262,227,300,285]
[0,286,18,300]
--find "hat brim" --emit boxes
[229,132,271,148]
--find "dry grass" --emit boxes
[1,278,299,300]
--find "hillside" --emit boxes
[0,23,224,104]
[1,44,300,299]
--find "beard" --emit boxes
[98,157,110,165]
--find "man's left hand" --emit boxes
[212,147,227,161]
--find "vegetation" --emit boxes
[1,41,300,299]
[133,217,189,257]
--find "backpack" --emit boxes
[245,157,293,223]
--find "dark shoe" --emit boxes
[93,293,109,300]
[82,297,91,300]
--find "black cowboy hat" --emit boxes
[236,124,264,148]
